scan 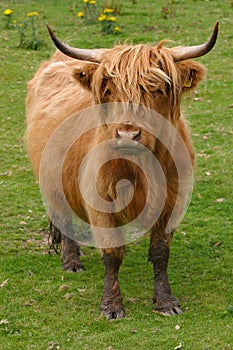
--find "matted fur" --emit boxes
[25,39,207,318]
[95,44,176,104]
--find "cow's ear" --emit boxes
[176,60,206,92]
[73,63,99,91]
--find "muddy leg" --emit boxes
[149,234,182,315]
[86,209,125,319]
[49,220,83,272]
[49,220,61,254]
[101,247,125,320]
[61,235,83,272]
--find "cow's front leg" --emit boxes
[101,247,125,320]
[87,210,125,319]
[149,234,182,315]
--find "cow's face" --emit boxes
[72,45,205,153]
[73,45,205,122]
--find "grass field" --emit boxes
[0,0,232,349]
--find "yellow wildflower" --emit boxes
[3,9,13,16]
[90,0,96,4]
[77,11,84,18]
[98,14,107,21]
[83,0,89,3]
[108,16,117,22]
[114,27,121,32]
[27,11,39,17]
[103,8,113,13]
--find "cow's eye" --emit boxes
[105,89,112,96]
[79,71,86,78]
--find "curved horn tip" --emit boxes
[207,21,219,52]
[46,24,56,40]
[46,24,52,34]
[212,21,219,40]
[214,21,219,33]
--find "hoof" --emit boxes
[153,295,182,316]
[64,267,84,273]
[154,305,183,316]
[101,302,125,320]
[63,262,84,273]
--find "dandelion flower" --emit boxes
[27,11,39,17]
[114,27,121,32]
[90,0,96,4]
[108,16,117,22]
[77,11,84,18]
[98,14,107,21]
[103,8,113,13]
[83,0,89,3]
[3,9,13,16]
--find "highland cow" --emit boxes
[25,23,218,319]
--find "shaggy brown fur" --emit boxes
[26,41,206,319]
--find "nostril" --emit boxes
[133,129,141,141]
[115,130,120,139]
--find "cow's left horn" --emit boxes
[47,25,104,63]
[171,21,219,62]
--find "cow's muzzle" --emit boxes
[112,127,146,155]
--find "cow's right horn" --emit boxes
[47,25,104,63]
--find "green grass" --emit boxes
[0,0,232,349]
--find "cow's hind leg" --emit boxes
[49,220,83,272]
[61,235,83,272]
[49,220,62,254]
[149,233,182,315]
[101,247,125,320]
